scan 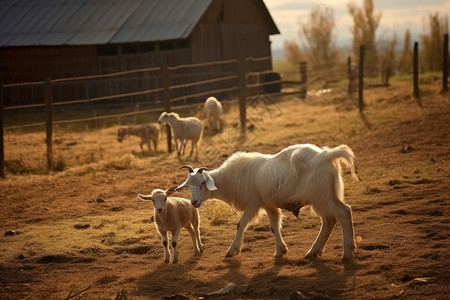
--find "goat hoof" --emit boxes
[225,249,238,257]
[225,245,240,257]
[274,248,287,258]
[225,252,234,258]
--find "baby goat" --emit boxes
[138,186,204,263]
[117,123,159,152]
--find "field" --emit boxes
[0,81,449,299]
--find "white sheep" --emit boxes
[157,112,203,157]
[175,144,358,260]
[138,186,204,263]
[117,123,160,152]
[203,96,223,133]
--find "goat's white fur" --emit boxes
[157,112,203,157]
[176,144,358,260]
[138,187,203,263]
[117,123,160,152]
[203,96,223,133]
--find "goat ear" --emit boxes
[165,186,177,196]
[204,174,217,191]
[138,194,152,201]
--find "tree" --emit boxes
[420,13,449,71]
[283,40,303,66]
[398,29,413,74]
[300,5,338,72]
[378,32,397,86]
[348,0,381,76]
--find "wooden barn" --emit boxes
[0,0,280,107]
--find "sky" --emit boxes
[263,0,450,52]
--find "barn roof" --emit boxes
[0,0,279,47]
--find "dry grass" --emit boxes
[1,80,449,299]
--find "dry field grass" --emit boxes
[0,81,449,299]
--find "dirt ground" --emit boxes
[0,83,449,300]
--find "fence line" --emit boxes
[1,54,272,172]
[4,80,45,88]
[4,121,47,130]
[4,102,46,111]
[52,66,163,83]
[168,58,238,71]
[53,87,165,107]
[170,86,238,103]
[1,36,449,176]
[2,46,448,126]
[52,107,165,125]
[169,74,238,90]
[246,56,272,62]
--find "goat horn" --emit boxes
[197,167,209,174]
[179,165,194,173]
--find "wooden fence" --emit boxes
[0,55,281,175]
[1,35,449,177]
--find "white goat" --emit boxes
[204,96,223,133]
[176,144,358,260]
[138,186,204,263]
[117,124,160,152]
[157,112,203,157]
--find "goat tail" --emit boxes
[318,145,358,181]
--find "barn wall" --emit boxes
[0,46,97,84]
[191,0,273,69]
[96,45,192,102]
[1,46,98,106]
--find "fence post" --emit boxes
[413,42,420,100]
[358,45,365,112]
[299,61,307,99]
[45,79,53,171]
[238,48,246,132]
[162,65,172,153]
[442,33,449,93]
[0,79,4,178]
